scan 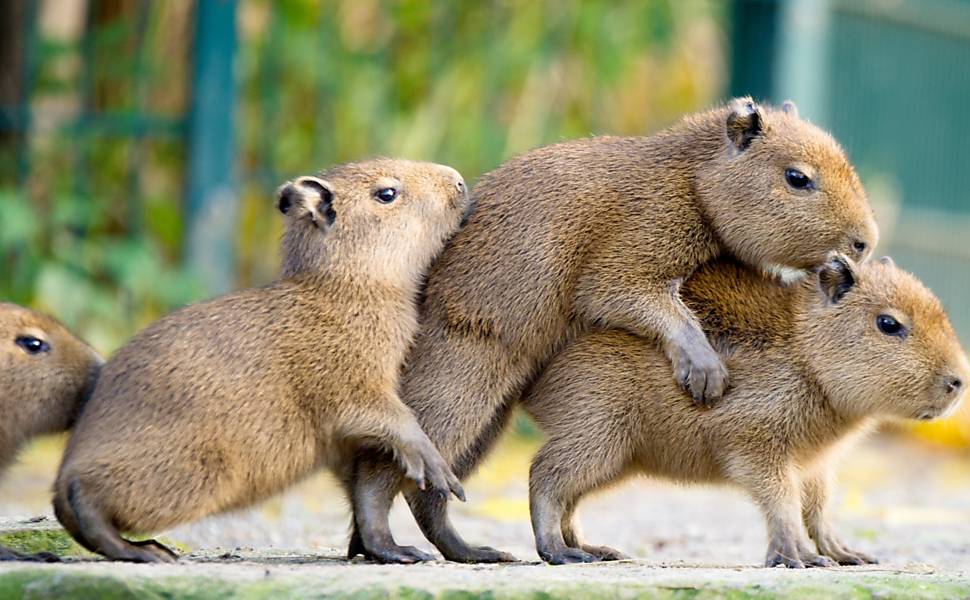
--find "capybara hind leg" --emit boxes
[531,491,598,565]
[351,462,434,564]
[561,504,628,561]
[406,489,517,563]
[530,432,630,564]
[801,470,876,566]
[731,462,810,569]
[60,478,177,563]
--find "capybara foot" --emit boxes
[765,551,805,569]
[0,545,59,562]
[363,542,435,564]
[801,552,838,568]
[129,538,178,563]
[442,545,517,563]
[579,544,629,561]
[540,546,601,565]
[827,547,878,566]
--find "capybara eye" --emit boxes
[15,336,50,355]
[784,168,812,190]
[876,314,906,338]
[375,188,398,204]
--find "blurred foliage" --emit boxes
[2,0,726,354]
[2,1,969,450]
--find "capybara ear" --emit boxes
[817,252,857,304]
[879,255,895,268]
[276,183,298,215]
[781,100,799,118]
[276,177,333,217]
[726,97,765,151]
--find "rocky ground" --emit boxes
[1,429,969,598]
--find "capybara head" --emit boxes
[796,254,968,421]
[0,303,103,441]
[277,159,470,280]
[696,98,878,271]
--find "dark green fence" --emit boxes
[732,0,970,339]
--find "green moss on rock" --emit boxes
[0,528,90,558]
[2,571,970,600]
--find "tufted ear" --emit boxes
[781,100,799,118]
[726,97,765,152]
[276,176,333,218]
[817,252,857,305]
[879,255,895,268]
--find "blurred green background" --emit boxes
[2,0,970,442]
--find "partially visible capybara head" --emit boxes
[695,98,878,271]
[276,158,470,281]
[796,254,968,421]
[0,303,102,464]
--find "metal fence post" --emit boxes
[729,0,780,102]
[185,0,238,295]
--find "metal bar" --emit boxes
[74,0,99,204]
[14,0,40,187]
[126,0,153,234]
[728,0,780,101]
[184,0,239,295]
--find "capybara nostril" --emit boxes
[852,240,868,257]
[945,375,963,395]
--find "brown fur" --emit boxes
[521,256,969,566]
[0,303,102,562]
[52,159,470,563]
[348,99,879,563]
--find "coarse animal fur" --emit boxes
[53,159,470,563]
[0,303,102,562]
[521,255,969,567]
[348,99,880,563]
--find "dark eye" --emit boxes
[876,314,907,338]
[785,168,812,190]
[15,336,50,355]
[375,188,398,204]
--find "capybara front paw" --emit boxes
[540,547,601,565]
[414,442,465,501]
[669,339,728,405]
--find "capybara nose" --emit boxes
[852,240,868,259]
[945,375,963,396]
[456,178,466,194]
